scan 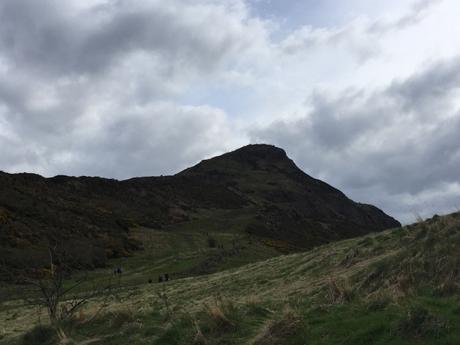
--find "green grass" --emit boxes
[81,207,280,288]
[0,214,280,302]
[1,212,460,344]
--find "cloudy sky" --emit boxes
[0,0,459,223]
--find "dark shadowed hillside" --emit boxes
[0,144,400,277]
[179,145,399,246]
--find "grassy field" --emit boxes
[0,207,280,301]
[1,212,460,344]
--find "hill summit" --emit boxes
[0,144,400,276]
[180,144,293,175]
[179,144,399,245]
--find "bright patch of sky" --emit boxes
[248,0,406,29]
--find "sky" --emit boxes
[0,0,459,223]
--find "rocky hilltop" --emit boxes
[0,144,400,276]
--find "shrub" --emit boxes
[207,237,217,248]
[109,310,135,329]
[252,310,305,345]
[358,237,374,247]
[396,306,449,338]
[155,315,195,345]
[22,325,56,345]
[434,281,460,297]
[0,207,8,224]
[324,279,355,304]
[201,297,238,334]
[366,294,392,312]
[339,248,360,267]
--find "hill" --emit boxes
[0,212,458,344]
[0,144,399,278]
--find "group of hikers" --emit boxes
[114,266,171,284]
[148,273,170,284]
[157,273,169,283]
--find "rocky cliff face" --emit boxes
[0,144,400,276]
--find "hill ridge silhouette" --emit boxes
[0,144,400,277]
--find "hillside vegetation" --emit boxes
[0,144,399,278]
[1,212,459,345]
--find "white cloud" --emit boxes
[252,58,460,223]
[0,0,262,176]
[0,0,460,222]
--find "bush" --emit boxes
[366,295,391,312]
[207,237,217,248]
[109,311,135,329]
[253,310,305,345]
[155,315,195,345]
[200,297,238,335]
[434,281,460,297]
[22,325,56,345]
[324,279,355,304]
[396,306,449,338]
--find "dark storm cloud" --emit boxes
[0,0,77,76]
[388,58,460,117]
[252,58,460,222]
[0,0,248,77]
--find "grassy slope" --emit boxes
[0,207,280,299]
[1,212,460,344]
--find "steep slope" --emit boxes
[0,144,399,277]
